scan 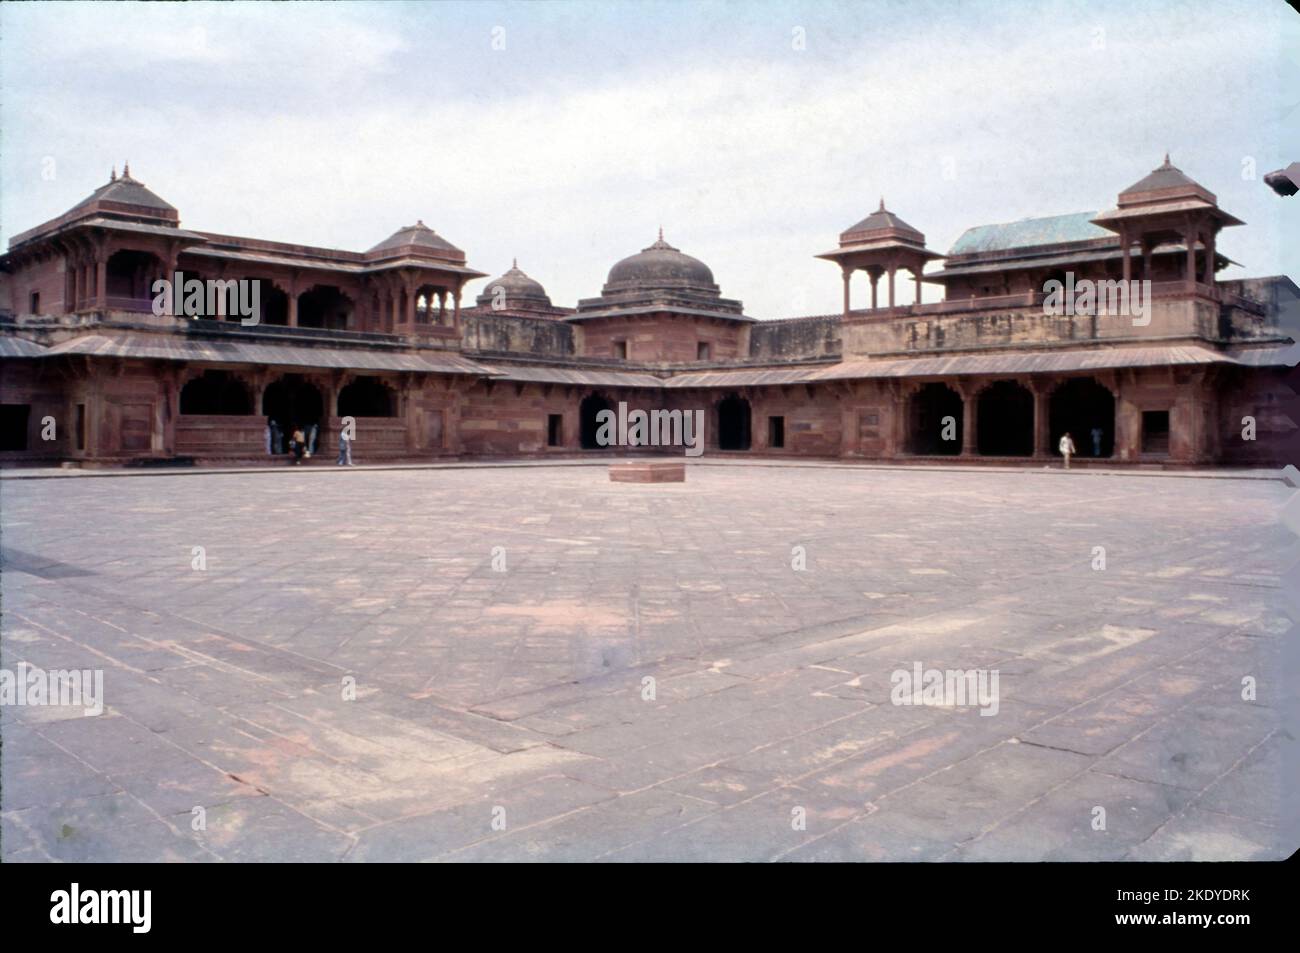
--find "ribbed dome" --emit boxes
[606,230,715,290]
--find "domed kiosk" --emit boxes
[572,230,752,363]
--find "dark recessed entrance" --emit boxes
[976,380,1034,456]
[908,382,963,455]
[717,395,752,451]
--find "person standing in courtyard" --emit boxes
[290,425,306,465]
[1090,426,1103,457]
[1059,431,1077,469]
[337,427,354,466]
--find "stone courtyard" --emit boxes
[0,462,1291,862]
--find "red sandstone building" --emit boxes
[0,159,1293,467]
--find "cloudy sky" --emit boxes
[2,0,1296,318]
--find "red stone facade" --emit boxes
[1,159,1293,469]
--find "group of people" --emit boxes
[265,418,354,466]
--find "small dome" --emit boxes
[476,259,552,309]
[605,230,715,291]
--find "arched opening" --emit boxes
[717,394,751,451]
[297,285,354,330]
[105,249,164,310]
[262,375,325,452]
[977,380,1034,456]
[180,370,253,415]
[580,392,614,450]
[414,284,444,325]
[1050,377,1115,458]
[908,382,963,455]
[338,376,397,418]
[246,279,289,326]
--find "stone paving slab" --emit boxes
[0,464,1293,861]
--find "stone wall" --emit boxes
[461,312,575,358]
[747,315,841,362]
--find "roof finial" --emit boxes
[512,257,518,269]
[1163,152,1171,167]
[879,196,886,212]
[123,160,130,178]
[658,226,664,242]
[110,165,117,182]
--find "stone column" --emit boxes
[1185,225,1196,286]
[870,273,879,310]
[67,259,79,314]
[94,253,107,310]
[913,269,922,307]
[841,268,851,319]
[1120,226,1131,287]
[958,381,978,456]
[887,267,896,309]
[1030,379,1051,459]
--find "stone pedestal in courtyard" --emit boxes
[609,460,686,483]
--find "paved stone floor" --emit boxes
[0,464,1292,862]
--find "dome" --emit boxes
[486,260,547,298]
[605,230,716,291]
[476,259,552,309]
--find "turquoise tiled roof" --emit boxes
[948,212,1111,256]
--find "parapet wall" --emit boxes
[461,312,576,357]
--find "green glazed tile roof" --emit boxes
[948,212,1111,256]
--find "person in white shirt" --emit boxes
[1059,432,1077,469]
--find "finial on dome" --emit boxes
[1162,152,1171,167]
[110,165,117,182]
[123,160,130,178]
[879,196,886,212]
[658,226,664,242]
[416,218,424,227]
[512,257,518,269]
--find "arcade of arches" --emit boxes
[902,376,1117,460]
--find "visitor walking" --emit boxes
[1059,431,1077,470]
[270,418,283,454]
[290,426,306,465]
[337,428,354,466]
[307,423,319,457]
[1090,426,1103,457]
[265,417,273,455]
